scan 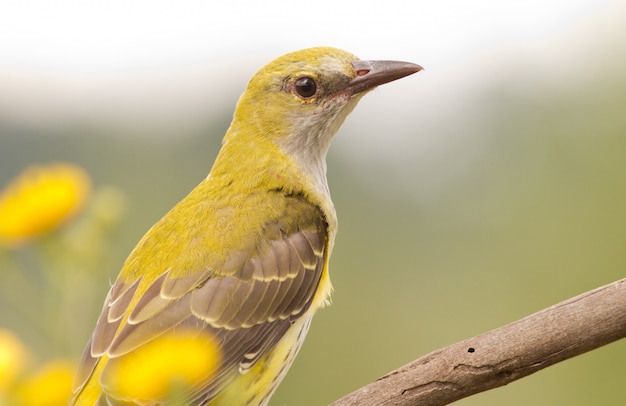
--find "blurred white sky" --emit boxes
[0,0,624,178]
[0,0,616,72]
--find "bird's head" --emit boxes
[225,47,422,194]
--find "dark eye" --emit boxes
[294,77,317,98]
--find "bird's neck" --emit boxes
[210,123,332,207]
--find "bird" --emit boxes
[70,46,422,405]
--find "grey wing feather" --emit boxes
[71,193,328,405]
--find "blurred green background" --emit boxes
[1,1,625,405]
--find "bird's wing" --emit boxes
[72,192,328,404]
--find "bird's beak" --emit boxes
[345,60,423,96]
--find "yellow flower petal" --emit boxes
[0,163,91,247]
[14,360,75,406]
[0,330,30,392]
[103,329,221,402]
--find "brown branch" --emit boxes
[330,277,626,406]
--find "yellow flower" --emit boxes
[13,360,75,406]
[103,329,221,402]
[0,329,30,393]
[0,163,91,247]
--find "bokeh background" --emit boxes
[1,0,625,404]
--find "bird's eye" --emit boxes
[294,77,317,98]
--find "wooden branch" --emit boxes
[330,277,626,406]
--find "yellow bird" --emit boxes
[71,47,421,405]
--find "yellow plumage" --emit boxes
[71,47,421,405]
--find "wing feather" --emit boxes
[273,251,308,318]
[91,280,140,356]
[161,269,212,298]
[72,192,329,404]
[127,272,170,324]
[107,280,140,322]
[289,232,317,269]
[109,293,193,357]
